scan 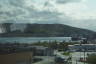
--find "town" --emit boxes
[0,0,96,64]
[0,37,96,64]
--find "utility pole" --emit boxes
[83,49,86,64]
[76,60,78,64]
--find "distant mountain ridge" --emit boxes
[0,23,95,38]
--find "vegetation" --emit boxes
[0,23,95,38]
[62,52,70,56]
[87,54,96,64]
[31,41,76,51]
[0,41,79,53]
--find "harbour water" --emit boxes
[0,37,72,43]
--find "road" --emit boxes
[33,56,55,64]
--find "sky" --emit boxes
[0,0,96,31]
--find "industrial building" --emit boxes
[68,44,96,52]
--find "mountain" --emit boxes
[0,23,95,38]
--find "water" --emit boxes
[0,37,71,43]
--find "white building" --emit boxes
[68,44,96,52]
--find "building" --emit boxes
[0,43,34,64]
[68,44,96,52]
[29,46,54,56]
[0,52,33,64]
[71,37,87,43]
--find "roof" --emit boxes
[29,46,48,50]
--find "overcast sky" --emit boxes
[0,0,96,31]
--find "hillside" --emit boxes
[0,23,95,38]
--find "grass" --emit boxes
[62,52,70,56]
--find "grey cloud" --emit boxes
[0,0,33,23]
[56,0,82,4]
[0,0,65,23]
